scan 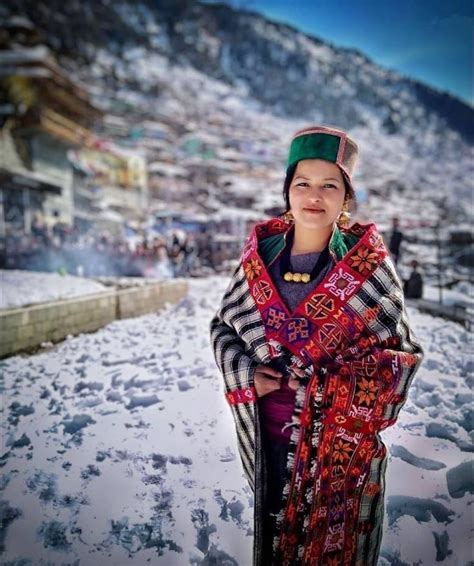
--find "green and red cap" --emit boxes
[287,125,359,193]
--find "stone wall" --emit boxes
[0,280,188,358]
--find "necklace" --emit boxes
[279,226,330,284]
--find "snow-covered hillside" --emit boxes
[0,277,472,565]
[2,0,473,227]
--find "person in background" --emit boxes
[182,233,198,276]
[404,259,424,299]
[168,230,187,276]
[31,213,49,246]
[210,125,423,565]
[388,216,403,265]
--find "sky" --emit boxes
[203,0,473,106]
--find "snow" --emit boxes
[423,284,473,308]
[379,308,472,565]
[0,270,108,310]
[0,277,472,565]
[0,278,253,565]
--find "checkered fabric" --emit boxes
[210,262,270,489]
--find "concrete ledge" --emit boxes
[409,298,473,331]
[116,280,187,319]
[0,279,188,358]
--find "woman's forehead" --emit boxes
[294,159,342,178]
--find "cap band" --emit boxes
[287,133,341,169]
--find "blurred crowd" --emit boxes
[1,214,425,297]
[0,214,216,279]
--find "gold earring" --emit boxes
[283,210,295,223]
[337,201,351,227]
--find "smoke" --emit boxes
[6,245,147,278]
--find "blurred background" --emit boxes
[0,0,472,289]
[0,1,472,565]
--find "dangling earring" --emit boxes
[337,200,351,228]
[282,210,295,224]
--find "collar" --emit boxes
[258,222,351,267]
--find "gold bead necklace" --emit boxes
[283,272,311,283]
[279,226,330,284]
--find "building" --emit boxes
[0,16,104,236]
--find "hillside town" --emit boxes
[0,16,276,279]
[1,15,472,307]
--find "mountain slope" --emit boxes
[2,0,473,230]
[5,0,472,143]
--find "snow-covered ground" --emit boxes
[0,270,108,310]
[424,283,473,308]
[0,277,472,565]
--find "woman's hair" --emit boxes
[282,163,356,214]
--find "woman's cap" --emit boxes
[287,125,359,191]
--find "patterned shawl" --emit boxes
[210,217,424,566]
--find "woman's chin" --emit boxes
[295,216,335,231]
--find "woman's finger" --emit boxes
[290,367,305,378]
[288,377,299,390]
[254,373,281,397]
[257,365,283,379]
[255,373,281,386]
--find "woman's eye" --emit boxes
[295,182,337,189]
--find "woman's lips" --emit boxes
[304,208,324,214]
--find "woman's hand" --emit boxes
[288,367,305,390]
[254,364,283,397]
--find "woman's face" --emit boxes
[288,159,346,230]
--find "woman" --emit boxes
[210,125,424,565]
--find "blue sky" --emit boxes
[203,0,473,106]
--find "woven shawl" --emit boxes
[210,217,424,566]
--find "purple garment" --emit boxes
[258,377,297,443]
[258,250,333,444]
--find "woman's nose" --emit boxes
[306,186,324,200]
